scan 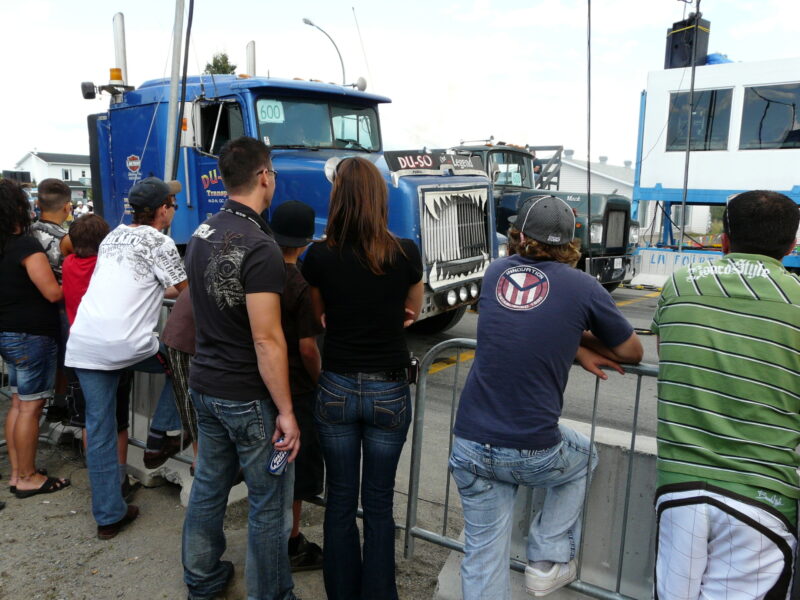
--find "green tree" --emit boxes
[205,52,236,75]
[709,205,725,234]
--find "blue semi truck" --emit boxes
[82,73,501,332]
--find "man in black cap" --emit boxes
[270,200,325,571]
[449,195,642,598]
[65,176,188,539]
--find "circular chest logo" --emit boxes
[495,265,549,310]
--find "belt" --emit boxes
[335,370,407,382]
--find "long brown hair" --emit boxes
[325,157,403,274]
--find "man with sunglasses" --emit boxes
[651,190,800,599]
[66,176,188,540]
[183,136,299,600]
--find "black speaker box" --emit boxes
[665,15,710,69]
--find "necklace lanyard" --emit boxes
[219,207,271,236]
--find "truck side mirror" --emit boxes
[324,157,341,184]
[81,82,97,100]
[490,164,500,183]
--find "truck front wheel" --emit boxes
[410,306,467,334]
[602,281,621,293]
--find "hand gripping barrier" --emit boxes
[403,338,661,600]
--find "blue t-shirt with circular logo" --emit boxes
[454,254,634,450]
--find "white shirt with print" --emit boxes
[65,224,186,370]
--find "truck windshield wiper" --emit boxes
[274,144,321,150]
[335,138,372,152]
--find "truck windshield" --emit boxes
[489,151,534,188]
[255,98,380,151]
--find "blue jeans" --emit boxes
[182,390,295,600]
[0,332,57,401]
[449,426,598,600]
[75,347,181,526]
[314,371,412,600]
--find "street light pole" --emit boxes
[302,17,345,85]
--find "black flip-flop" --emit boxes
[14,476,71,499]
[9,468,49,494]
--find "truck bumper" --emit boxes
[584,255,633,285]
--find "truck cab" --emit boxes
[453,142,638,291]
[87,75,499,331]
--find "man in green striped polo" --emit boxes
[651,190,800,600]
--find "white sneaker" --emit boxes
[524,559,577,597]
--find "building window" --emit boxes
[666,88,732,151]
[81,170,86,178]
[739,83,800,150]
[62,168,71,180]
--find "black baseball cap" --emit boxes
[509,195,575,245]
[128,177,181,210]
[271,200,316,247]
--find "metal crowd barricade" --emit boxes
[404,338,660,600]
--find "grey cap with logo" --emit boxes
[509,195,576,245]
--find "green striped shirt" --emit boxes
[651,253,800,515]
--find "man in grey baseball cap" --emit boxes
[66,174,188,540]
[128,177,182,212]
[449,194,642,598]
[510,195,576,246]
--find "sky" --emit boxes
[2,0,799,171]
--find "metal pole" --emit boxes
[164,0,185,180]
[679,3,702,249]
[112,13,128,85]
[246,41,256,76]
[586,0,593,260]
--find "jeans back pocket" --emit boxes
[372,393,409,430]
[316,385,347,425]
[212,399,266,446]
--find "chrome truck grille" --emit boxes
[420,187,490,290]
[606,209,627,248]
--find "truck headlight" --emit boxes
[629,224,640,245]
[498,243,508,257]
[590,223,603,244]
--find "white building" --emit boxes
[559,151,709,237]
[14,151,91,202]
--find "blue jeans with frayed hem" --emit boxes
[449,426,598,600]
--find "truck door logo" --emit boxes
[126,155,141,173]
[495,264,549,310]
[201,169,221,189]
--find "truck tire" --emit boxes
[602,281,621,293]
[410,306,467,334]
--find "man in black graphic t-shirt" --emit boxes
[183,137,299,600]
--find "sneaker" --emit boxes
[288,532,323,572]
[143,435,182,469]
[525,559,577,597]
[97,504,139,540]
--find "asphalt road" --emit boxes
[406,286,662,438]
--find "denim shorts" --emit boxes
[0,331,58,401]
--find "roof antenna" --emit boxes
[352,7,374,87]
